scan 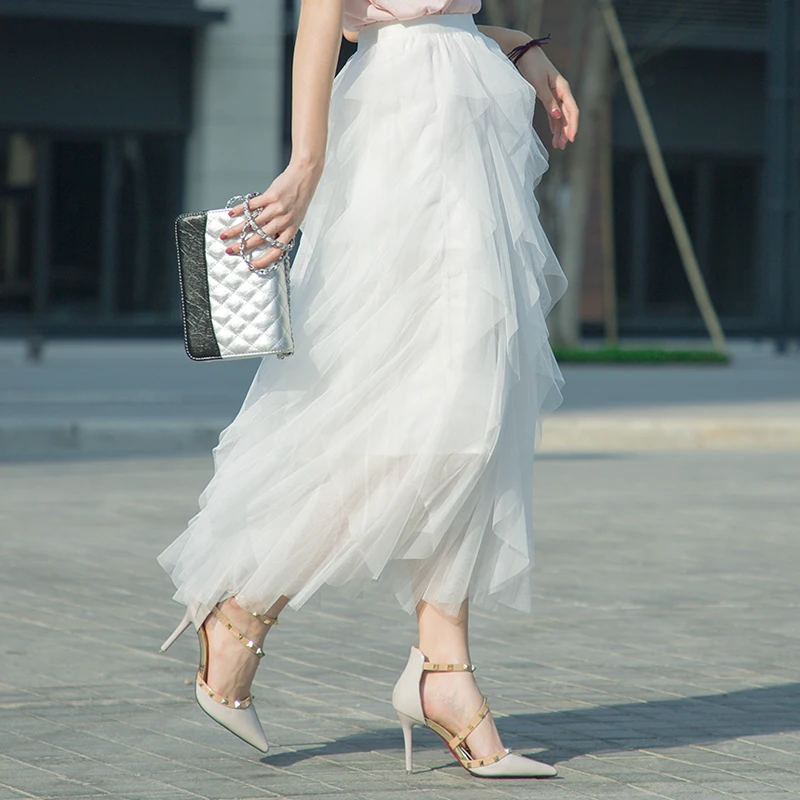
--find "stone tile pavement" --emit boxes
[1,449,799,799]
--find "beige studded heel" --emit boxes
[391,646,557,778]
[159,603,278,752]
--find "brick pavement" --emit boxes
[1,450,799,799]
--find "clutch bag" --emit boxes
[175,195,296,361]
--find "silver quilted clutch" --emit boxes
[175,195,296,361]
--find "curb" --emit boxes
[0,419,226,457]
[2,415,800,456]
[542,414,800,452]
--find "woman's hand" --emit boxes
[219,157,324,270]
[517,47,579,150]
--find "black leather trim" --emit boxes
[175,212,221,361]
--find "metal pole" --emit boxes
[99,136,120,321]
[766,0,791,352]
[32,135,52,325]
[597,0,728,354]
[789,0,800,345]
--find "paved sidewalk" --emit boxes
[1,339,799,455]
[1,450,799,799]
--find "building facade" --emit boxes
[0,0,285,335]
[1,0,796,339]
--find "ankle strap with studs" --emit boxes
[211,605,274,659]
[422,661,476,673]
[250,610,279,627]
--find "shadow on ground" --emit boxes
[260,682,800,767]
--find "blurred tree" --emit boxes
[485,0,727,349]
[550,1,610,346]
[482,0,545,33]
[485,0,612,345]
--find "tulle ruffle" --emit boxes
[158,14,568,623]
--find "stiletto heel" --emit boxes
[159,609,192,653]
[391,646,557,778]
[159,604,278,752]
[396,711,416,773]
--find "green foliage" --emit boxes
[552,346,730,365]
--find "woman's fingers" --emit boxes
[545,106,566,150]
[554,75,579,144]
[241,213,292,253]
[215,161,316,267]
[535,75,568,150]
[537,72,579,150]
[247,226,299,271]
[220,191,279,239]
[225,213,291,256]
[220,202,278,241]
[546,105,566,150]
[535,80,559,121]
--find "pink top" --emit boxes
[344,0,481,32]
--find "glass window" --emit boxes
[116,134,183,318]
[0,131,184,327]
[645,162,697,317]
[48,139,104,317]
[612,153,634,316]
[0,132,37,316]
[613,151,761,324]
[706,159,758,316]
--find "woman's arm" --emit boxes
[479,23,578,150]
[291,0,345,171]
[343,26,358,43]
[476,24,531,54]
[222,0,345,269]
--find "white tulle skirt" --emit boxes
[158,13,568,623]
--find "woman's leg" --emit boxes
[417,599,506,757]
[205,595,290,700]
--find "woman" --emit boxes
[159,0,578,779]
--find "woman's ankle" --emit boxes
[416,637,470,664]
[222,595,289,623]
[416,599,471,666]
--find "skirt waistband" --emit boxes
[357,13,479,49]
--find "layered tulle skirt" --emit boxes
[158,13,568,622]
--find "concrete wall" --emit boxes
[185,0,285,210]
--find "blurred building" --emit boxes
[1,0,797,339]
[540,0,799,340]
[0,0,285,335]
